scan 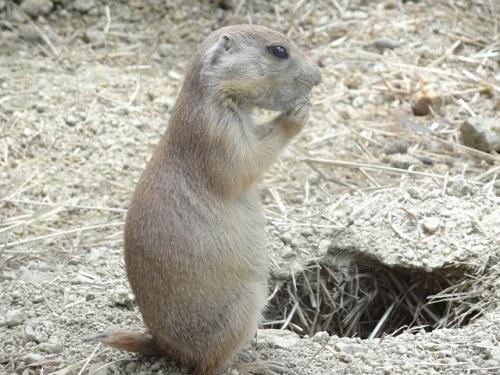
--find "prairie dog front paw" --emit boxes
[279,100,310,137]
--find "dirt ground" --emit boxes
[1,0,499,374]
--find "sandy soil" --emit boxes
[1,0,499,374]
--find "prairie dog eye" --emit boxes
[266,45,289,59]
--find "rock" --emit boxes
[372,38,400,51]
[25,326,37,342]
[37,342,62,354]
[414,155,433,165]
[460,116,500,152]
[335,342,354,354]
[18,24,41,42]
[158,43,173,57]
[352,96,364,108]
[311,331,330,345]
[23,353,46,364]
[21,0,53,17]
[155,96,175,111]
[150,362,162,371]
[89,247,106,261]
[280,246,295,259]
[422,217,440,234]
[1,310,27,327]
[412,96,432,116]
[168,70,182,81]
[64,115,78,126]
[484,359,500,367]
[407,187,423,200]
[489,348,500,362]
[125,361,138,374]
[384,140,408,155]
[411,85,443,116]
[112,290,135,307]
[255,329,300,349]
[72,0,96,13]
[84,29,106,45]
[87,362,108,375]
[280,232,293,245]
[383,153,418,169]
[217,0,235,9]
[0,0,7,11]
[317,239,331,256]
[446,178,474,197]
[300,227,314,237]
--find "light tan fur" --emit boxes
[100,24,321,375]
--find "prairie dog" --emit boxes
[101,24,322,374]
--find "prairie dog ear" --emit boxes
[207,34,235,65]
[217,34,233,52]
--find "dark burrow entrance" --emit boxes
[264,254,482,339]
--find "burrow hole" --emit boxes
[264,254,481,339]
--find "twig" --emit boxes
[298,156,452,181]
[104,6,111,34]
[2,222,124,250]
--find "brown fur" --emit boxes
[101,24,321,375]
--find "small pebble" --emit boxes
[32,295,44,303]
[384,153,417,170]
[300,228,314,237]
[150,362,162,371]
[311,331,330,345]
[383,140,408,155]
[21,0,53,17]
[72,0,96,13]
[335,342,354,354]
[2,310,27,327]
[256,329,300,349]
[372,37,400,51]
[64,115,78,126]
[125,361,138,374]
[112,290,135,307]
[18,24,41,42]
[23,352,46,365]
[412,96,432,116]
[280,246,295,259]
[84,29,106,45]
[422,217,440,234]
[317,239,331,256]
[279,232,293,245]
[484,359,499,368]
[415,155,434,165]
[460,116,500,152]
[352,96,364,108]
[37,342,62,354]
[407,187,423,200]
[87,362,108,375]
[489,348,500,362]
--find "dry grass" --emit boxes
[265,253,490,339]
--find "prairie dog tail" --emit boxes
[98,331,162,356]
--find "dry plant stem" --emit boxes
[299,156,460,181]
[2,222,124,250]
[12,3,59,57]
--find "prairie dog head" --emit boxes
[199,24,322,111]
